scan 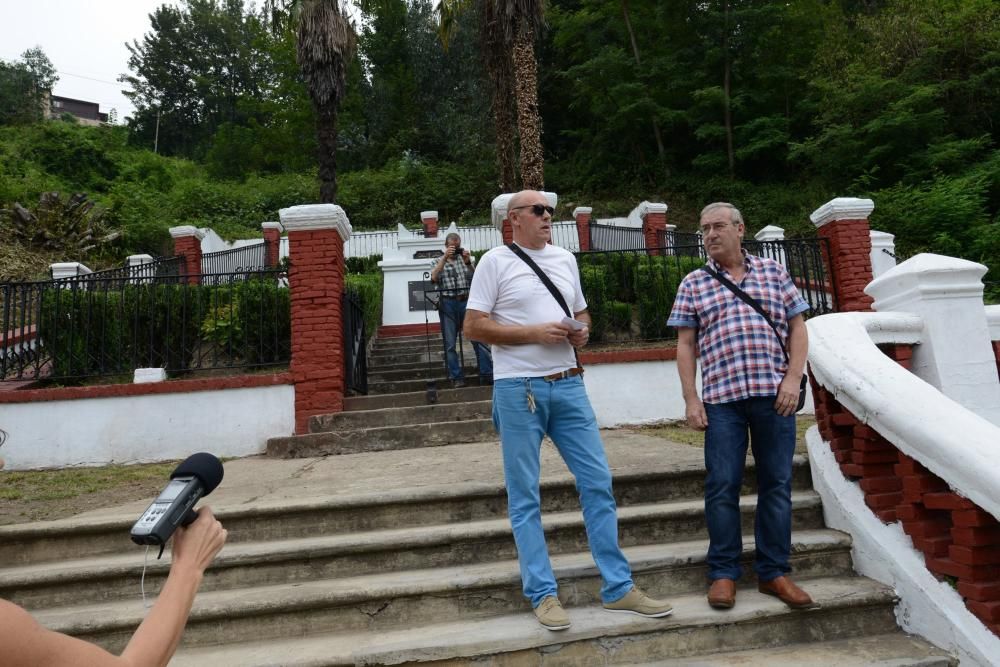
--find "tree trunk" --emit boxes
[315,101,339,203]
[492,89,518,192]
[512,28,544,191]
[620,0,666,166]
[722,0,735,179]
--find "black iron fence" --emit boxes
[343,287,368,395]
[576,238,834,344]
[1,269,290,383]
[589,222,646,251]
[201,243,269,276]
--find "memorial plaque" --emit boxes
[413,249,443,260]
[409,280,438,312]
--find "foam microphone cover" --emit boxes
[170,452,224,495]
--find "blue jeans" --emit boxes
[439,298,492,380]
[492,375,633,607]
[704,397,796,582]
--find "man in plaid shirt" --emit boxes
[667,202,814,611]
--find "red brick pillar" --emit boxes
[640,202,669,256]
[279,204,351,434]
[262,222,282,268]
[421,211,439,238]
[573,206,592,252]
[810,198,875,312]
[169,226,204,285]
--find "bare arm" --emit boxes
[775,314,808,416]
[1,508,227,667]
[464,308,571,346]
[676,327,707,430]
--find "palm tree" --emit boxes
[437,0,545,191]
[265,0,356,203]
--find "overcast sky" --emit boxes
[0,1,179,122]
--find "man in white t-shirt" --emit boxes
[464,190,674,631]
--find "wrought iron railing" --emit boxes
[576,239,835,344]
[201,242,268,275]
[343,287,368,395]
[1,269,289,383]
[589,222,646,251]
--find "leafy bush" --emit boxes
[235,278,291,366]
[345,272,383,347]
[578,264,608,342]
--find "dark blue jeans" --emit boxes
[704,397,796,583]
[439,297,492,380]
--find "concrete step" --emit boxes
[638,633,955,666]
[267,418,498,457]
[369,375,493,394]
[371,334,441,351]
[310,399,493,431]
[344,385,492,411]
[2,496,828,609]
[0,455,814,566]
[32,542,860,654]
[163,576,903,665]
[369,364,482,384]
[369,349,447,366]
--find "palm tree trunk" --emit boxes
[492,87,518,192]
[512,28,544,190]
[315,101,339,203]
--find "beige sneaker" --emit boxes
[533,596,571,631]
[603,586,674,618]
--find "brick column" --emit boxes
[420,211,439,238]
[573,207,592,252]
[279,204,352,434]
[262,222,282,268]
[810,198,875,312]
[492,194,514,245]
[169,225,205,285]
[640,202,668,256]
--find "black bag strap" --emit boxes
[702,266,789,362]
[507,243,582,367]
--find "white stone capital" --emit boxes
[261,221,282,231]
[169,225,206,240]
[50,262,92,279]
[127,254,155,267]
[278,204,352,240]
[810,197,875,227]
[572,206,593,218]
[420,210,438,221]
[754,225,785,242]
[866,253,1000,424]
[637,201,669,220]
[134,368,167,384]
[491,192,558,230]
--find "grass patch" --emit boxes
[640,415,816,455]
[0,460,180,525]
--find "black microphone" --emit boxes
[130,453,224,546]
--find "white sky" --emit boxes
[0,1,180,122]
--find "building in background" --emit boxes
[44,93,108,126]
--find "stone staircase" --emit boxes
[0,332,956,665]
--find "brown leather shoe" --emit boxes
[758,576,819,609]
[707,578,736,609]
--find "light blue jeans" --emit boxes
[492,375,634,607]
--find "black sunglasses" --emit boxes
[510,203,555,217]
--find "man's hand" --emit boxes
[685,398,708,431]
[461,249,471,264]
[774,374,800,417]
[445,246,456,259]
[534,322,571,345]
[567,325,589,348]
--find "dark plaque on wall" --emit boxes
[409,280,438,311]
[413,249,443,260]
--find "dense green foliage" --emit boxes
[0,0,997,283]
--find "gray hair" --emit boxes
[445,232,461,245]
[700,202,744,226]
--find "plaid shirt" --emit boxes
[437,256,473,297]
[667,252,809,404]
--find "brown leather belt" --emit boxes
[541,367,585,382]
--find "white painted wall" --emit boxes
[583,359,814,428]
[0,384,294,470]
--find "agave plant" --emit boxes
[3,191,121,255]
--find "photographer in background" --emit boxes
[0,429,228,667]
[430,232,493,387]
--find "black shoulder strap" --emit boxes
[702,266,789,362]
[508,243,572,318]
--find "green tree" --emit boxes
[0,48,58,126]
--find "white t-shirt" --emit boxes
[467,244,586,379]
